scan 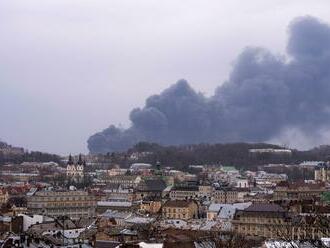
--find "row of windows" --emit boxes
[163,207,187,213]
[164,213,187,219]
[30,196,93,201]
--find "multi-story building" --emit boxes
[255,171,287,186]
[27,190,96,219]
[136,178,167,200]
[315,162,330,182]
[233,203,330,240]
[103,186,135,202]
[140,200,162,214]
[198,185,213,199]
[212,189,238,203]
[105,175,142,188]
[169,186,199,200]
[107,168,128,176]
[0,190,9,205]
[162,200,198,220]
[232,203,290,238]
[236,178,249,188]
[273,181,326,201]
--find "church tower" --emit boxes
[66,154,85,182]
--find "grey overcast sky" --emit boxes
[1,0,330,155]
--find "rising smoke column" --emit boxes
[88,16,330,154]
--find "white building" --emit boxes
[66,154,85,180]
[236,178,249,188]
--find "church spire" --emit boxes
[67,154,74,165]
[77,154,83,165]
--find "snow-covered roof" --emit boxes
[208,202,252,219]
[100,210,131,219]
[138,242,163,248]
[125,216,155,224]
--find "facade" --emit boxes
[136,179,167,200]
[66,154,85,181]
[232,203,290,238]
[169,186,199,200]
[105,175,142,188]
[0,190,9,205]
[233,203,330,240]
[162,200,198,220]
[236,178,249,188]
[140,200,162,214]
[198,185,213,199]
[315,162,330,182]
[103,186,135,202]
[273,181,326,201]
[27,190,96,219]
[212,189,238,203]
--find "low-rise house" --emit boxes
[99,210,132,227]
[27,217,88,243]
[18,214,54,231]
[0,215,23,234]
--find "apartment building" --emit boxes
[273,181,326,201]
[232,203,289,238]
[169,186,199,200]
[105,175,142,188]
[212,189,239,203]
[27,190,96,219]
[162,200,198,220]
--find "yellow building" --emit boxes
[162,200,198,220]
[233,203,330,240]
[0,190,9,205]
[212,189,238,203]
[315,163,330,182]
[140,200,162,214]
[232,203,290,238]
[273,181,326,201]
[27,190,96,219]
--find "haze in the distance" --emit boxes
[1,0,330,154]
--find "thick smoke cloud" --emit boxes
[88,16,330,153]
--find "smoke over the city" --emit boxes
[88,16,330,153]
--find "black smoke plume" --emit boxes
[88,16,330,154]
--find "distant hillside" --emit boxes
[0,141,61,165]
[98,142,330,171]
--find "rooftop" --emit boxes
[163,200,195,208]
[244,203,285,212]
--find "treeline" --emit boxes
[122,142,330,171]
[0,151,62,165]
